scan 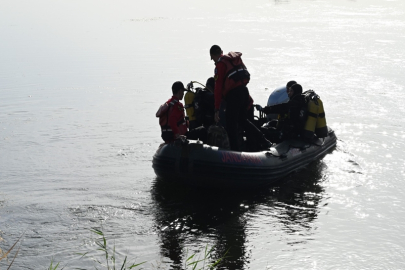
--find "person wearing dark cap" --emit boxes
[156,81,188,142]
[156,81,207,143]
[261,83,307,140]
[209,45,271,151]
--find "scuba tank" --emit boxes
[302,96,319,140]
[184,81,212,130]
[184,91,196,122]
[315,99,328,138]
[301,90,329,139]
[184,82,197,130]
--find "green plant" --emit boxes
[184,245,229,270]
[48,257,63,270]
[2,228,229,270]
[0,233,24,270]
[77,228,146,270]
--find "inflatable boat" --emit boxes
[152,127,337,189]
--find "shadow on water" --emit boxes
[150,160,327,269]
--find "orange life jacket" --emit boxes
[218,52,250,94]
[156,99,187,142]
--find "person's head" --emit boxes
[287,83,303,98]
[209,45,223,62]
[286,80,297,89]
[172,81,186,100]
[205,77,215,92]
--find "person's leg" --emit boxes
[225,88,242,151]
[218,100,227,128]
[247,105,254,123]
[240,87,272,150]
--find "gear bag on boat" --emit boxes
[207,124,230,149]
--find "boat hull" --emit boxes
[152,128,337,189]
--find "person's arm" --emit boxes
[263,102,289,114]
[214,62,226,111]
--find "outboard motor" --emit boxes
[266,86,289,120]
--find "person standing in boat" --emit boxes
[261,83,307,140]
[156,81,206,143]
[209,45,271,151]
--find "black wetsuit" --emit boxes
[263,94,307,140]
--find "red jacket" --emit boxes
[156,96,187,142]
[214,52,249,110]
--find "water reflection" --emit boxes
[150,160,326,269]
[274,162,326,235]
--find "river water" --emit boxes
[1,0,404,269]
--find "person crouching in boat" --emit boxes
[156,81,206,143]
[261,84,307,141]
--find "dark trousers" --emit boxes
[218,100,227,128]
[225,85,264,151]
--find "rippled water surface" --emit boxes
[1,0,405,269]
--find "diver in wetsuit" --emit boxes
[261,84,307,141]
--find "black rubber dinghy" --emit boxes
[152,127,337,189]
